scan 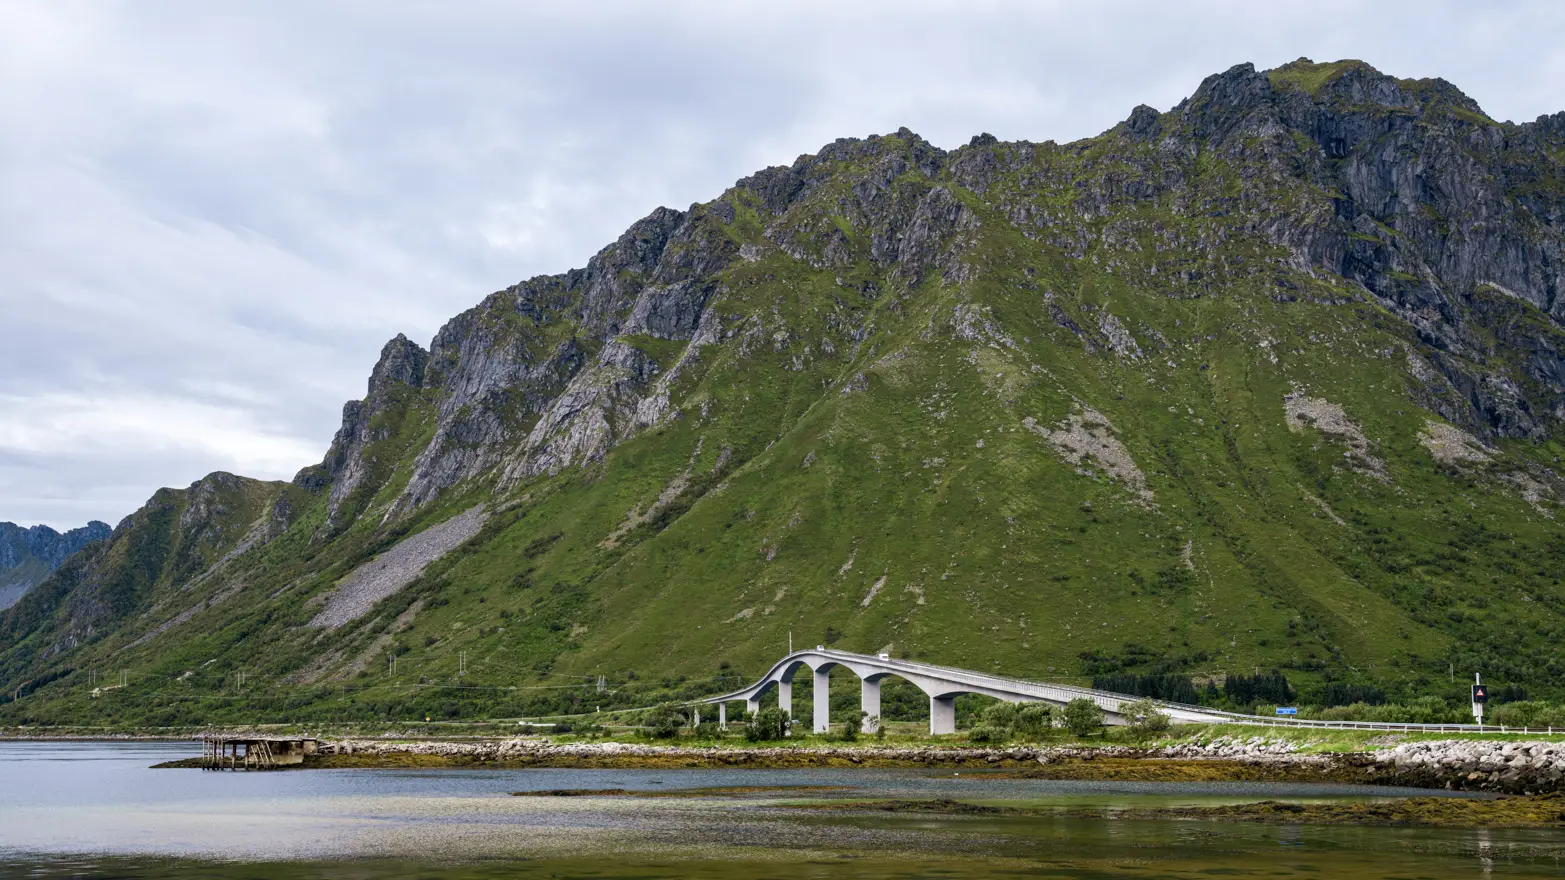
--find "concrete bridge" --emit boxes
[696,647,1235,735]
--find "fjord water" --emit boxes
[3,741,1564,878]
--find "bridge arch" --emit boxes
[704,648,1027,735]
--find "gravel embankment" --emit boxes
[310,505,487,630]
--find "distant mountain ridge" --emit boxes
[5,58,1565,726]
[0,521,111,611]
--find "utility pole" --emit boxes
[788,630,793,654]
[459,652,468,677]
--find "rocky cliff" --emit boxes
[0,521,110,611]
[5,58,1565,726]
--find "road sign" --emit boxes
[1471,684,1488,704]
[1275,707,1298,716]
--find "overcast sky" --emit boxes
[3,1,1563,529]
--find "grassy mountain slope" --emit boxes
[5,58,1565,726]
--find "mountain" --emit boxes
[0,521,110,611]
[5,58,1565,726]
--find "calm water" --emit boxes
[2,740,1564,878]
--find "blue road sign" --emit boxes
[1276,707,1298,715]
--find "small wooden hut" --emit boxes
[201,735,318,770]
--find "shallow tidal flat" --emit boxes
[7,741,1565,878]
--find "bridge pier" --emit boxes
[778,680,792,735]
[718,703,726,730]
[813,668,831,734]
[861,678,881,733]
[930,695,956,736]
[746,696,760,719]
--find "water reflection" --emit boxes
[2,741,1562,878]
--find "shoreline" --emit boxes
[140,734,1565,795]
[12,733,1562,831]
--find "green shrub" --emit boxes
[967,724,1009,743]
[980,702,1020,730]
[1490,701,1565,728]
[642,703,687,739]
[840,711,867,741]
[744,707,790,742]
[1121,697,1171,741]
[1064,698,1104,737]
[1013,704,1057,740]
[1313,697,1465,724]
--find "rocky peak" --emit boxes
[890,126,947,177]
[368,333,429,394]
[569,206,688,338]
[0,520,111,583]
[738,128,950,221]
[1529,111,1565,141]
[299,334,436,521]
[1120,105,1163,141]
[1307,60,1411,109]
[1174,62,1274,140]
[178,472,243,533]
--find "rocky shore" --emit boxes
[317,733,1318,767]
[1372,740,1565,794]
[133,730,1565,795]
[293,735,1565,794]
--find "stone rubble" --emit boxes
[308,504,488,630]
[312,735,1565,794]
[320,734,1318,768]
[1373,739,1565,794]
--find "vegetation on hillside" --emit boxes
[4,58,1565,729]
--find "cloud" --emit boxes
[2,0,1562,527]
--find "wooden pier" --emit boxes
[201,735,318,770]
